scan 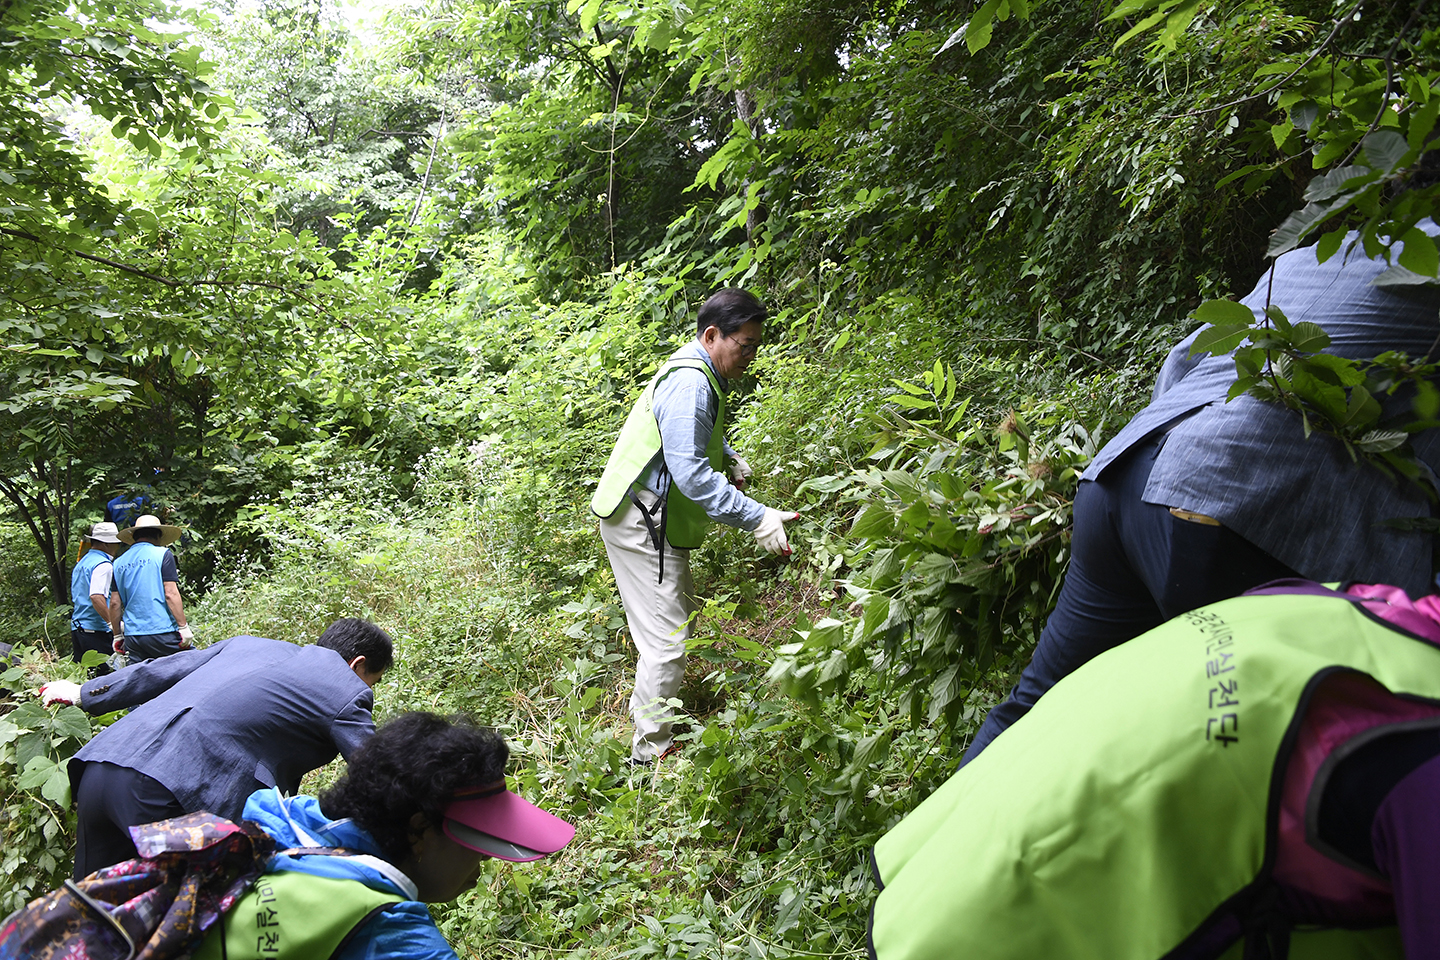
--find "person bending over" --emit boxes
[190,712,576,960]
[40,618,393,878]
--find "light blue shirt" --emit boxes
[638,340,766,531]
[1084,225,1440,596]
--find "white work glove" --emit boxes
[728,456,753,490]
[178,625,194,647]
[39,680,82,707]
[753,507,799,556]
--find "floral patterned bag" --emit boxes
[0,811,275,960]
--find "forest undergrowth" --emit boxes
[0,335,1156,955]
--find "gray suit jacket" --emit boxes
[70,636,375,820]
[1084,230,1440,597]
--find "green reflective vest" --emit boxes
[871,591,1440,960]
[590,357,726,549]
[192,869,401,960]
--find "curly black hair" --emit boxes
[319,712,508,865]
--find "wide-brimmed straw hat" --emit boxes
[441,778,576,863]
[118,514,183,547]
[87,522,122,544]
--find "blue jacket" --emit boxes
[70,549,112,632]
[1084,227,1440,597]
[71,636,375,819]
[241,789,458,960]
[112,541,175,635]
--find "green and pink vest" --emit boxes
[870,584,1440,960]
[590,358,726,549]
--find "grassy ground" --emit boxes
[174,501,913,959]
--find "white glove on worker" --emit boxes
[728,456,753,489]
[178,625,194,645]
[39,680,82,707]
[753,507,800,556]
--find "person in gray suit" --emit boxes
[41,618,393,878]
[963,225,1440,763]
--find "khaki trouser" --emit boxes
[600,492,698,761]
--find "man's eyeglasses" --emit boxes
[724,333,763,356]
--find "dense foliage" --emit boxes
[4,0,1440,953]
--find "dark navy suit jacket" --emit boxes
[69,636,375,820]
[1085,227,1440,597]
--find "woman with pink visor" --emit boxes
[193,711,576,960]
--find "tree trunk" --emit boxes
[734,86,767,245]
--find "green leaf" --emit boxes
[42,765,71,808]
[850,504,896,541]
[1287,321,1330,353]
[1113,7,1169,48]
[1303,165,1371,203]
[17,754,58,791]
[1362,131,1411,174]
[1192,298,1256,325]
[1189,323,1251,357]
[50,705,91,741]
[644,19,674,51]
[1356,429,1408,453]
[1408,100,1440,151]
[1338,385,1382,428]
[1398,228,1439,279]
[579,0,603,32]
[1372,263,1439,287]
[927,664,964,722]
[965,0,1002,52]
[1315,227,1348,264]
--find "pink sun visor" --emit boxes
[442,779,576,863]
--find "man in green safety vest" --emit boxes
[592,288,799,765]
[869,581,1440,960]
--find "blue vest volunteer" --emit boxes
[113,542,176,636]
[70,549,113,633]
